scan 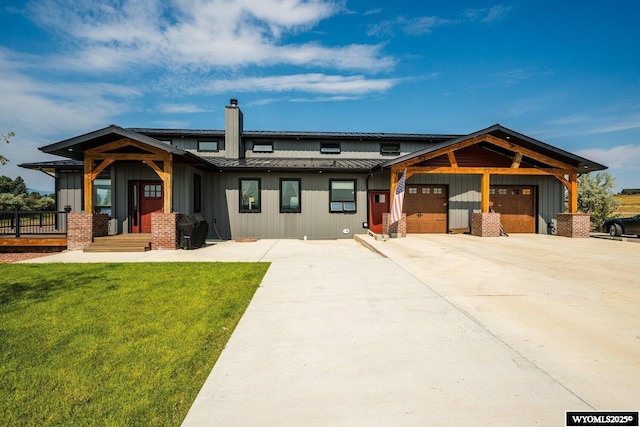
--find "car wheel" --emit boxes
[608,223,622,237]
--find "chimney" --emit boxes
[225,98,244,159]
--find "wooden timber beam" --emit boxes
[392,135,490,170]
[568,172,578,213]
[144,156,173,213]
[447,151,458,168]
[483,135,573,170]
[481,172,490,213]
[90,159,115,182]
[404,166,574,176]
[85,138,170,156]
[84,157,93,213]
[90,153,167,161]
[511,152,523,168]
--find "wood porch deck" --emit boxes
[84,234,152,253]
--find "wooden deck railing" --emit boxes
[0,210,68,238]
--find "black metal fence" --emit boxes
[0,210,68,237]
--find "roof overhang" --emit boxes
[375,124,607,173]
[38,125,216,170]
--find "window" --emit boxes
[321,143,341,154]
[330,180,356,212]
[433,187,443,195]
[498,188,507,195]
[253,143,273,153]
[193,174,202,213]
[408,187,418,194]
[512,189,520,195]
[422,187,430,194]
[280,179,301,213]
[144,184,162,198]
[489,188,496,195]
[239,178,261,213]
[380,143,400,155]
[374,194,386,203]
[94,172,112,215]
[522,188,531,195]
[198,140,219,152]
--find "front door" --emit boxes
[405,184,448,233]
[129,181,163,233]
[369,190,390,234]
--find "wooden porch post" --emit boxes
[481,172,491,213]
[164,155,173,213]
[568,172,578,213]
[84,158,93,213]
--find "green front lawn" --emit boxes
[0,262,269,426]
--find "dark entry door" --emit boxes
[369,190,390,234]
[405,184,448,233]
[129,181,163,233]
[490,185,536,233]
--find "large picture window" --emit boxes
[280,179,301,213]
[239,178,261,213]
[330,179,356,213]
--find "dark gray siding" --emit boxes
[57,171,82,212]
[204,171,369,239]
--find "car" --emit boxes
[603,214,640,237]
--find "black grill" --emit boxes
[178,214,209,249]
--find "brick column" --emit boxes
[471,212,501,237]
[383,213,406,237]
[556,213,591,238]
[151,212,184,250]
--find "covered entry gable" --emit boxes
[379,124,607,214]
[39,125,212,214]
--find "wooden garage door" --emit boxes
[490,186,536,233]
[405,185,448,233]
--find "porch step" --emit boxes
[83,234,152,253]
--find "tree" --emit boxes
[577,172,619,231]
[11,176,28,196]
[1,130,14,166]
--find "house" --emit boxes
[20,99,606,249]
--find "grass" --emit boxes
[613,194,640,216]
[0,262,269,426]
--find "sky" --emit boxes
[0,0,639,193]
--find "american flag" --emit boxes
[389,169,406,224]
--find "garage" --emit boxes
[490,185,536,233]
[404,184,448,233]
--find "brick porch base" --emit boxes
[471,212,501,237]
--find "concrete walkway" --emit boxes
[22,235,640,425]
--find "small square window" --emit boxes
[408,187,418,194]
[522,188,531,195]
[489,188,496,195]
[512,189,520,195]
[374,194,386,203]
[433,187,443,195]
[253,143,273,153]
[380,143,400,155]
[321,143,341,154]
[498,188,507,195]
[422,188,430,194]
[198,141,219,152]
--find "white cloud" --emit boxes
[27,0,393,73]
[199,73,399,95]
[546,110,640,137]
[576,145,640,172]
[157,104,210,114]
[367,4,512,37]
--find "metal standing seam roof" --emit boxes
[207,157,384,171]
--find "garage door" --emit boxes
[490,186,536,233]
[405,185,448,233]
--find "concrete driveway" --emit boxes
[180,234,639,426]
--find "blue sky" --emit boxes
[1,0,639,192]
